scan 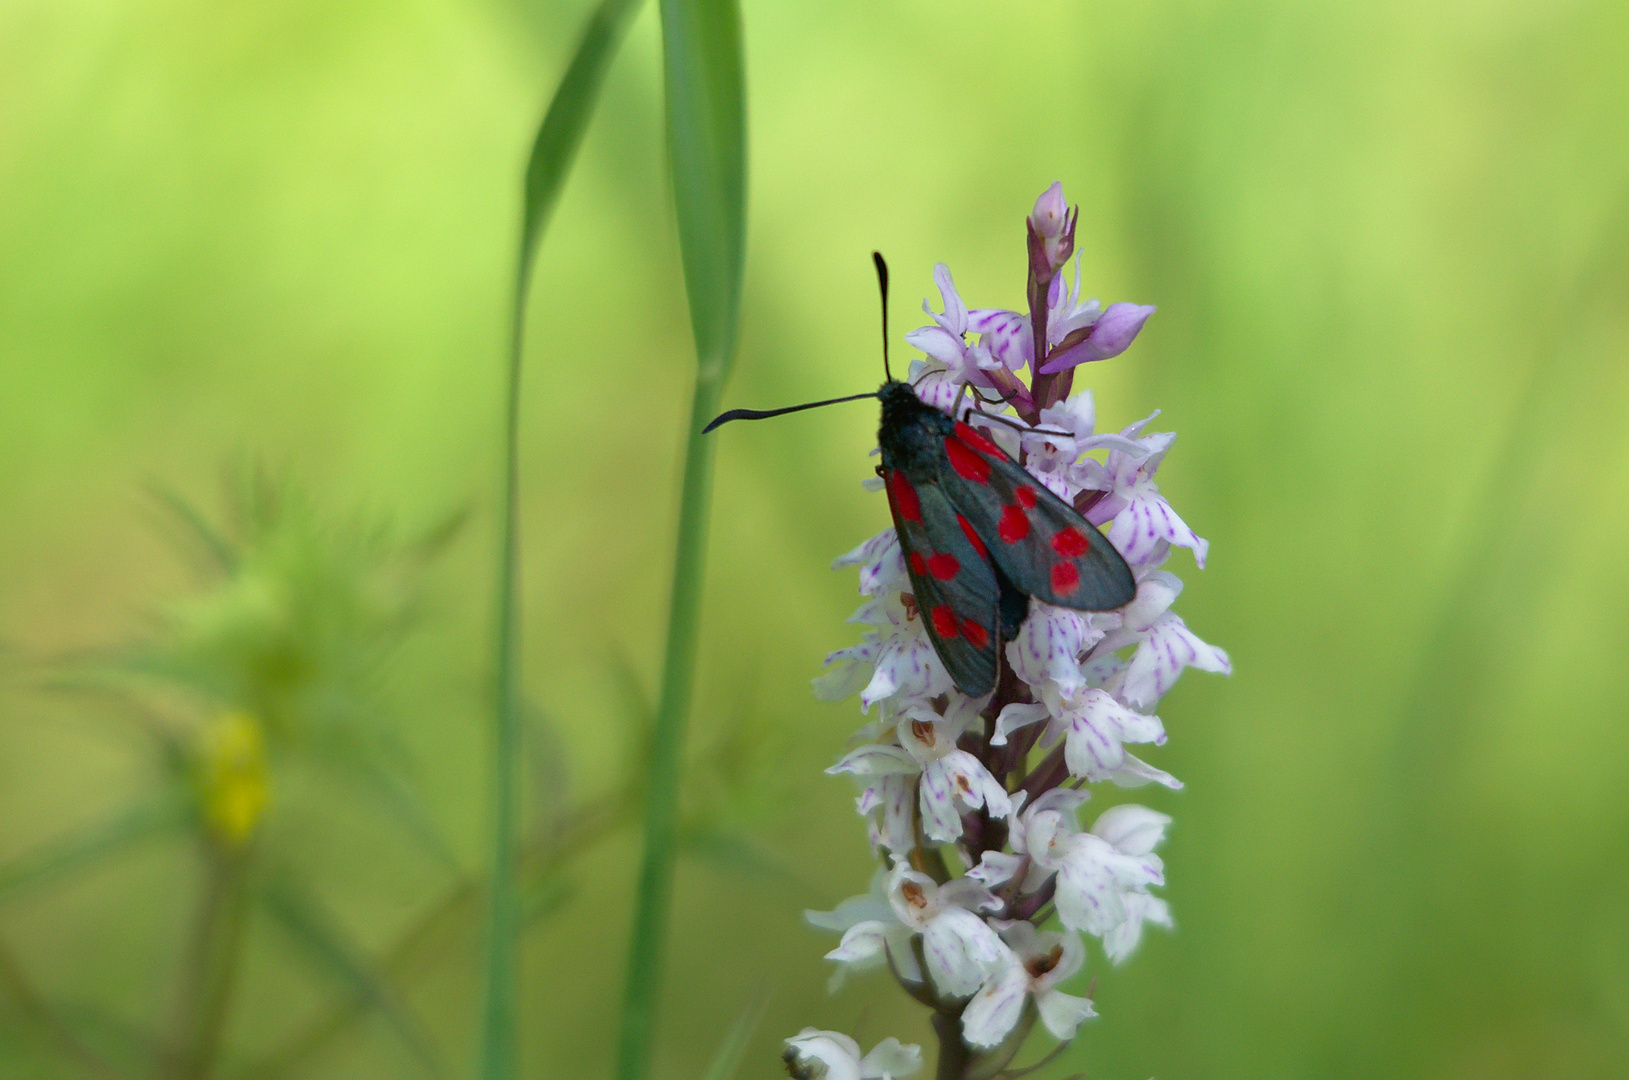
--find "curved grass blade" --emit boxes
[617,1,746,1078]
[233,783,638,1080]
[698,988,770,1080]
[259,877,444,1079]
[0,796,186,908]
[479,1,644,1078]
[0,937,129,1080]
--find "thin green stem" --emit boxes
[476,262,527,1080]
[167,842,254,1080]
[476,2,643,1076]
[932,1011,972,1080]
[615,0,744,1074]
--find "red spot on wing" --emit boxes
[944,437,992,482]
[998,504,1031,544]
[908,552,927,576]
[1051,561,1080,594]
[960,617,990,649]
[1015,485,1038,509]
[889,470,922,522]
[1051,527,1090,557]
[927,553,960,580]
[957,514,989,559]
[930,605,960,639]
[954,422,1003,457]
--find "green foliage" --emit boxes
[618,1,747,1077]
[0,1,1625,1079]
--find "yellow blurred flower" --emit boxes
[199,710,270,846]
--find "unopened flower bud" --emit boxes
[1028,181,1076,280]
[1030,181,1069,240]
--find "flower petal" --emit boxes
[829,744,918,777]
[922,908,1004,997]
[1102,892,1173,964]
[1007,602,1101,696]
[960,961,1028,1049]
[991,702,1049,747]
[1117,611,1231,710]
[1090,804,1171,856]
[825,920,890,966]
[1036,988,1097,1041]
[858,1037,924,1079]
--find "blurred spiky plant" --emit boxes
[0,467,787,1080]
[1,469,464,1080]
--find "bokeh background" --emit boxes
[3,0,1628,1077]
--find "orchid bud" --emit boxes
[1030,181,1069,240]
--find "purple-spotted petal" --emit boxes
[967,308,1034,371]
[1106,483,1209,569]
[1007,602,1101,696]
[960,960,1029,1048]
[1117,611,1231,709]
[834,528,907,595]
[861,625,953,711]
[922,907,1004,997]
[1048,687,1166,782]
[905,359,964,413]
[917,761,963,842]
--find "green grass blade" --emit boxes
[698,989,770,1080]
[658,0,747,373]
[479,1,643,1079]
[616,2,746,1078]
[0,938,130,1080]
[260,878,445,1079]
[0,796,185,908]
[515,0,647,298]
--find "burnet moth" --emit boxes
[705,253,1135,697]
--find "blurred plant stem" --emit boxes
[478,0,644,1076]
[167,842,255,1080]
[616,0,745,1077]
[0,937,128,1080]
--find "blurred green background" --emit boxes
[3,0,1628,1077]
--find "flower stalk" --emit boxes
[784,184,1227,1078]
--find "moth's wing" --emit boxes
[935,420,1136,611]
[882,466,1001,697]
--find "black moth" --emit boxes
[705,253,1135,697]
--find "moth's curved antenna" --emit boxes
[704,251,893,435]
[702,392,879,434]
[872,251,892,382]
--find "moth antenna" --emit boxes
[872,251,892,382]
[702,391,879,434]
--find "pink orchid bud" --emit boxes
[1038,302,1156,373]
[1030,181,1069,240]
